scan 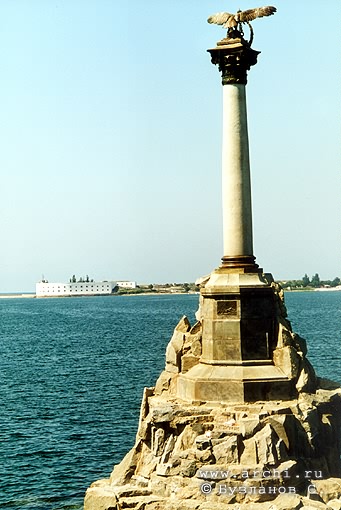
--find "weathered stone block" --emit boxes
[277,320,294,348]
[272,493,303,509]
[195,434,212,451]
[149,473,171,498]
[240,417,260,438]
[273,346,301,379]
[155,371,173,395]
[181,353,200,373]
[165,316,191,369]
[84,485,118,510]
[212,435,239,464]
[173,425,198,454]
[253,423,278,465]
[326,499,341,510]
[151,405,175,423]
[180,459,198,477]
[292,332,308,356]
[195,449,215,463]
[313,478,341,503]
[110,441,142,486]
[166,343,181,368]
[240,437,258,465]
[160,434,176,464]
[165,362,179,374]
[296,359,317,393]
[152,427,166,456]
[301,497,330,509]
[202,319,242,361]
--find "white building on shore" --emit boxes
[36,280,117,297]
[116,281,137,289]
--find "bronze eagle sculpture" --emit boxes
[208,6,276,45]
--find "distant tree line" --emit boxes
[280,274,341,290]
[69,275,94,283]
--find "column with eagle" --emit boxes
[208,6,276,270]
[176,6,302,402]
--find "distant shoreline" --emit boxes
[1,288,340,300]
[0,292,199,299]
[0,294,36,299]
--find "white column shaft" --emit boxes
[222,83,253,257]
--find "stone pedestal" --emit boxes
[177,270,297,403]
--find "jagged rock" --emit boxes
[253,423,279,465]
[165,316,191,370]
[296,359,317,393]
[113,484,152,498]
[240,417,260,438]
[180,459,198,477]
[312,478,341,503]
[121,495,164,509]
[195,434,212,450]
[174,501,201,510]
[195,448,215,463]
[273,345,301,379]
[277,319,295,348]
[149,473,171,497]
[135,445,158,479]
[110,440,142,486]
[151,405,175,423]
[166,344,181,370]
[292,333,308,356]
[136,387,154,439]
[212,435,239,464]
[189,321,202,335]
[301,496,329,509]
[85,273,341,509]
[181,353,200,373]
[173,425,199,454]
[152,427,166,456]
[83,484,118,510]
[326,499,341,509]
[318,379,341,391]
[160,434,176,464]
[272,493,303,509]
[240,436,258,465]
[265,415,290,449]
[165,362,180,374]
[154,371,173,395]
[183,322,202,354]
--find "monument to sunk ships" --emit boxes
[85,7,341,510]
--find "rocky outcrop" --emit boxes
[84,284,341,510]
[85,383,341,510]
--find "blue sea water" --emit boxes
[0,292,340,509]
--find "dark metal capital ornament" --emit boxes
[208,34,260,85]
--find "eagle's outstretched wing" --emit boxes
[239,6,277,22]
[207,12,234,28]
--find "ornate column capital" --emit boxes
[208,35,260,85]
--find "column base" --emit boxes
[177,362,296,403]
[221,254,260,272]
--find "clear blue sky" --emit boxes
[0,0,339,292]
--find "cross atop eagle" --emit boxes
[208,6,276,45]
